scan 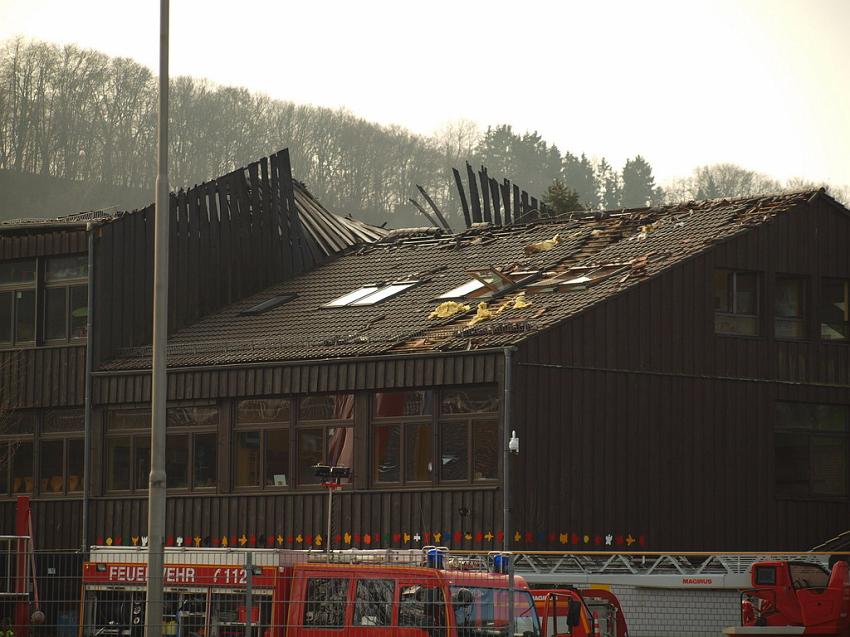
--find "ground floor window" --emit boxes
[776,402,849,498]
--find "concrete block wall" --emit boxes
[609,586,740,637]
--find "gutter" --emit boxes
[81,223,96,554]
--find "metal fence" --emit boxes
[5,547,543,637]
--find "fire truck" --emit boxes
[723,558,850,636]
[79,546,584,637]
[532,588,628,637]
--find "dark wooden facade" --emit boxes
[2,190,849,554]
[514,196,850,550]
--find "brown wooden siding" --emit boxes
[0,499,84,550]
[516,200,850,551]
[0,229,87,259]
[91,149,333,367]
[92,352,502,405]
[86,489,501,551]
[0,346,86,409]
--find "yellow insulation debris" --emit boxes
[524,233,562,255]
[512,292,531,309]
[468,302,493,326]
[428,301,470,320]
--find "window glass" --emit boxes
[735,272,758,314]
[351,282,416,306]
[0,260,36,285]
[237,399,290,424]
[298,430,323,485]
[39,440,64,493]
[788,563,830,589]
[715,271,759,336]
[15,290,35,342]
[325,286,379,308]
[44,410,84,433]
[134,436,151,491]
[11,441,33,493]
[45,255,88,282]
[713,271,730,312]
[354,579,394,627]
[300,394,354,421]
[0,444,8,493]
[304,578,349,628]
[775,277,806,339]
[327,426,353,470]
[440,387,500,415]
[166,434,188,489]
[0,291,12,343]
[235,431,261,488]
[406,423,433,482]
[374,391,433,417]
[69,285,88,338]
[374,425,401,483]
[472,421,499,480]
[167,406,219,427]
[399,584,445,629]
[441,422,468,481]
[811,436,846,496]
[108,410,150,430]
[265,429,289,487]
[5,412,36,435]
[106,438,131,491]
[821,278,849,341]
[45,287,68,340]
[192,433,217,488]
[68,439,83,492]
[755,566,776,586]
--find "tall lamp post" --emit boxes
[313,464,351,557]
[145,1,169,636]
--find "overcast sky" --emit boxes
[1,0,848,187]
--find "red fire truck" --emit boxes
[532,588,628,637]
[80,547,580,637]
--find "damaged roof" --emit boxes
[102,190,828,371]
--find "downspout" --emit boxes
[81,224,95,554]
[502,346,516,551]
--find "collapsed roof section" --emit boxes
[102,189,831,370]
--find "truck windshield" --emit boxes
[450,586,541,636]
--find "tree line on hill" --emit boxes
[1,38,846,226]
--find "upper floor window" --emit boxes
[775,276,807,340]
[372,390,434,485]
[776,402,849,498]
[439,387,500,482]
[0,255,88,347]
[234,399,290,489]
[44,255,88,342]
[714,270,759,336]
[0,259,36,346]
[821,278,849,342]
[296,394,354,487]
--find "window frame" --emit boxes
[774,274,808,341]
[104,405,220,494]
[820,277,850,343]
[714,269,761,337]
[371,391,436,487]
[233,398,291,491]
[774,401,849,500]
[294,394,355,488]
[0,258,37,347]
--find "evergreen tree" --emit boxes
[596,157,621,209]
[542,179,583,215]
[562,152,598,208]
[621,155,663,207]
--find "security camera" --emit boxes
[508,430,519,454]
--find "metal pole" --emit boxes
[81,227,95,554]
[244,552,253,637]
[507,554,515,636]
[502,347,515,551]
[145,1,169,636]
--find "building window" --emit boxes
[0,412,36,496]
[39,410,84,495]
[372,391,434,485]
[234,399,290,489]
[324,282,418,308]
[44,255,88,341]
[821,278,849,341]
[439,387,500,483]
[775,276,807,340]
[105,405,219,492]
[776,402,849,498]
[0,259,37,345]
[714,270,759,336]
[296,395,354,486]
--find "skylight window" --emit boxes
[240,293,298,315]
[437,269,539,300]
[325,281,418,307]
